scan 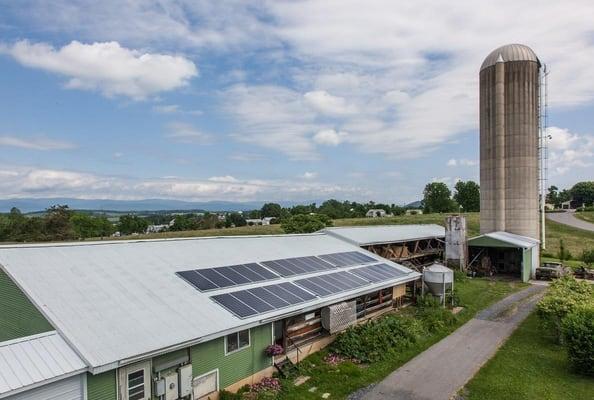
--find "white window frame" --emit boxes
[118,360,151,400]
[224,329,251,355]
[192,368,219,399]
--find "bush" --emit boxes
[582,249,594,266]
[330,314,425,362]
[557,239,573,261]
[416,295,459,332]
[537,276,594,340]
[561,306,594,376]
[281,214,332,234]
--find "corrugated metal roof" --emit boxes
[0,331,86,398]
[469,231,540,249]
[323,224,445,246]
[480,44,540,70]
[0,234,419,372]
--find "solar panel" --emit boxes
[261,256,335,277]
[177,263,279,291]
[318,251,376,267]
[294,271,370,297]
[350,263,408,283]
[210,282,316,319]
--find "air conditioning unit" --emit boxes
[321,301,357,334]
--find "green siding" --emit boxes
[153,348,189,371]
[468,236,517,248]
[0,269,53,341]
[87,371,117,400]
[191,324,272,389]
[522,248,532,283]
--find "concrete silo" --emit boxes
[479,44,541,240]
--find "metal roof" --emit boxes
[468,231,540,249]
[0,331,86,398]
[0,233,419,373]
[322,224,445,246]
[480,44,540,71]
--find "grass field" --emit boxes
[461,312,594,400]
[575,211,594,224]
[276,278,525,400]
[107,211,594,259]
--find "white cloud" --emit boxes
[304,90,357,116]
[547,126,594,176]
[0,135,76,150]
[313,129,349,146]
[447,158,478,167]
[0,40,197,99]
[301,172,318,179]
[165,122,212,144]
[208,175,239,183]
[153,104,180,114]
[0,165,362,202]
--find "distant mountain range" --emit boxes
[0,198,305,213]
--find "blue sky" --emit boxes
[0,1,592,204]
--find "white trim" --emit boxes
[192,368,219,398]
[224,329,251,356]
[118,360,151,400]
[0,371,86,399]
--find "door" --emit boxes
[7,375,83,400]
[119,361,151,400]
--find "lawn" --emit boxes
[461,312,594,400]
[106,212,594,259]
[275,278,525,400]
[575,211,594,224]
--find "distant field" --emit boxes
[103,212,593,259]
[575,211,594,224]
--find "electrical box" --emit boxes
[163,371,179,400]
[155,378,166,397]
[178,364,193,398]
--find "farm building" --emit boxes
[0,233,420,400]
[467,231,539,282]
[322,224,445,269]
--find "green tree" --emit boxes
[281,214,333,234]
[423,182,455,213]
[453,180,480,212]
[118,215,149,235]
[43,205,75,241]
[546,185,559,206]
[570,181,594,206]
[225,212,247,228]
[71,213,115,239]
[260,203,282,218]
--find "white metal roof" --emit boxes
[322,224,445,246]
[0,233,419,373]
[469,231,540,249]
[0,331,86,398]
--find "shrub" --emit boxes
[557,239,573,261]
[582,249,594,266]
[330,314,425,362]
[416,295,459,332]
[561,306,594,376]
[537,276,594,340]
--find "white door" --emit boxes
[119,361,151,400]
[7,375,83,400]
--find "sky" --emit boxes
[0,1,593,204]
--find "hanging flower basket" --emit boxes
[264,344,284,356]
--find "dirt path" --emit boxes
[360,285,546,400]
[547,211,594,232]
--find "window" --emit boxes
[225,329,250,354]
[118,361,150,400]
[127,370,145,400]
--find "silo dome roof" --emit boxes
[480,44,540,71]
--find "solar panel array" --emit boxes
[350,263,408,283]
[294,270,370,297]
[177,263,278,291]
[261,256,335,277]
[318,251,376,267]
[211,282,316,318]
